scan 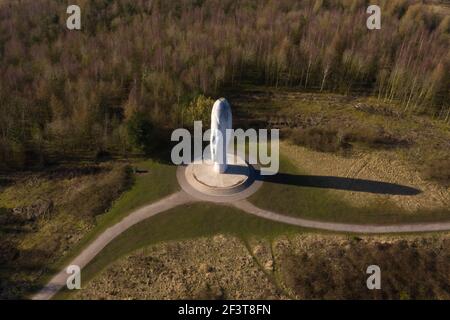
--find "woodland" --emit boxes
[0,0,448,169]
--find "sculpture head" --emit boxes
[210,98,232,173]
[211,98,232,132]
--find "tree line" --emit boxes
[0,0,448,169]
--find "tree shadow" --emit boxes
[258,171,421,195]
[0,242,56,299]
[0,177,13,188]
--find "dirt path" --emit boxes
[34,188,450,300]
[32,191,194,300]
[233,200,450,233]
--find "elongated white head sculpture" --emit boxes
[210,98,232,173]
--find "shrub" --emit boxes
[126,112,154,155]
[182,95,215,126]
[343,127,411,149]
[0,139,26,170]
[289,125,411,154]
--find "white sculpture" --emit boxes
[210,98,232,173]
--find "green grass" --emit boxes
[51,141,449,298]
[59,159,178,261]
[95,160,179,227]
[18,86,450,299]
[249,154,450,224]
[45,146,450,299]
[33,159,179,297]
[56,202,307,299]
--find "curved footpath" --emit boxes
[233,200,450,234]
[34,191,450,300]
[32,191,194,300]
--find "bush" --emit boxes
[343,127,411,149]
[182,95,215,126]
[126,112,154,155]
[0,139,26,170]
[290,125,411,154]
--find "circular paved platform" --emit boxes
[177,155,262,202]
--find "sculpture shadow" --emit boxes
[260,172,422,195]
[225,165,421,196]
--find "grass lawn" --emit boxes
[56,202,308,299]
[249,153,450,224]
[53,148,450,298]
[33,159,179,297]
[43,86,450,298]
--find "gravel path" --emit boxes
[233,200,450,234]
[32,191,194,300]
[34,188,450,300]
